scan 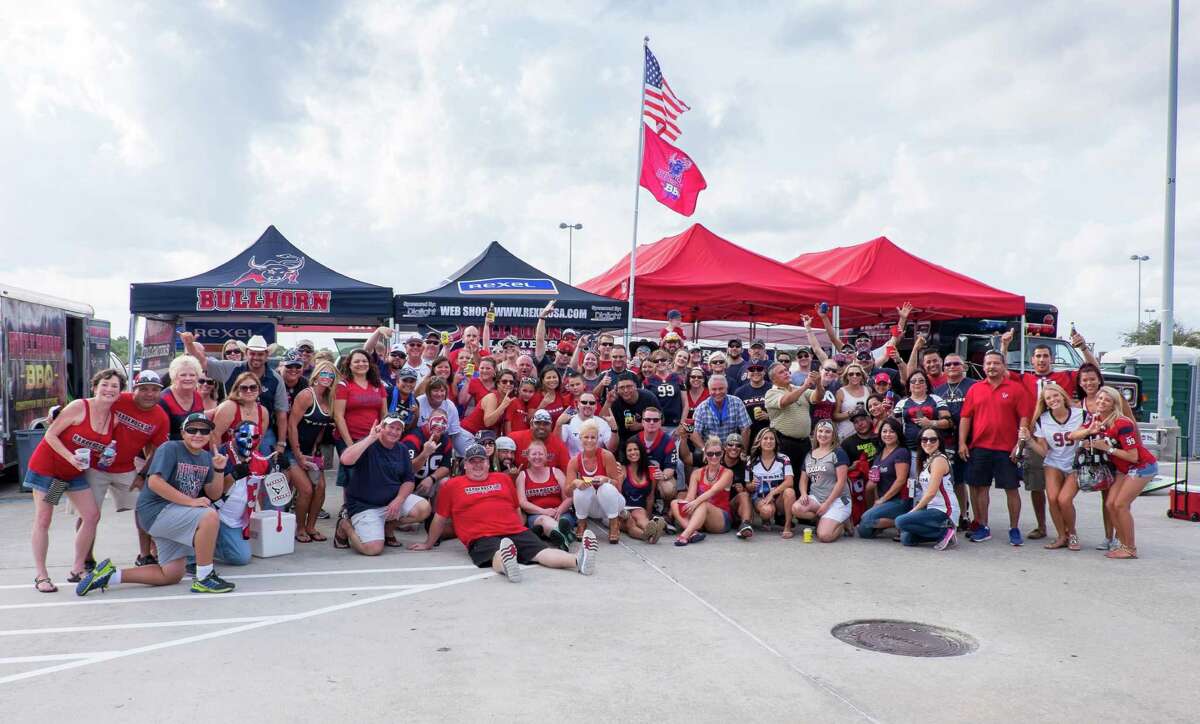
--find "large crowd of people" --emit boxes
[25,300,1158,595]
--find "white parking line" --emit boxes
[0,652,119,665]
[0,584,423,611]
[0,617,277,637]
[0,570,494,686]
[0,564,478,591]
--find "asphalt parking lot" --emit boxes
[0,480,1196,723]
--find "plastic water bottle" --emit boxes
[98,441,117,471]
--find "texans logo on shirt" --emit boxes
[174,463,210,497]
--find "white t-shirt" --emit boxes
[911,454,959,519]
[748,454,793,499]
[1034,407,1084,472]
[562,415,612,457]
[218,478,249,528]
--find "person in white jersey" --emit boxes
[1021,382,1085,551]
[895,429,960,551]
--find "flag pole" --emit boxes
[626,36,649,346]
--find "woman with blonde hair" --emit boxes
[288,359,338,542]
[1069,386,1156,559]
[211,371,271,449]
[671,434,734,546]
[794,419,852,542]
[1021,382,1085,551]
[566,419,624,543]
[832,363,870,440]
[160,355,206,440]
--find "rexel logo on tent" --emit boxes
[457,278,559,295]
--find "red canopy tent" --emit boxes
[788,236,1025,326]
[580,223,836,324]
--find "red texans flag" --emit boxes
[639,123,707,216]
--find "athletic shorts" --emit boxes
[147,504,211,563]
[968,448,1019,489]
[83,469,140,512]
[812,494,852,523]
[467,529,547,567]
[350,495,428,543]
[950,456,968,487]
[1022,448,1046,492]
[24,469,88,494]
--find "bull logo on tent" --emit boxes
[654,153,692,201]
[229,254,305,286]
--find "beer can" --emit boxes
[803,528,813,543]
[440,331,450,345]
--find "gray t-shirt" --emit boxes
[136,440,214,530]
[804,448,850,504]
[204,357,289,413]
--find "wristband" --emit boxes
[213,467,227,474]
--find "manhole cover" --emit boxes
[831,619,978,657]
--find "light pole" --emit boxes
[1130,254,1149,329]
[559,222,582,283]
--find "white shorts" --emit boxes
[81,469,140,513]
[349,495,427,543]
[813,494,852,523]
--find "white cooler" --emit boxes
[249,510,296,558]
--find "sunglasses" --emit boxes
[705,451,722,458]
[796,352,810,358]
[642,417,660,422]
[316,371,335,380]
[725,442,743,448]
[579,400,597,405]
[223,351,243,357]
[297,347,314,354]
[183,427,210,436]
[944,361,963,367]
[389,351,406,357]
[822,368,838,373]
[238,384,260,392]
[198,379,215,385]
[847,372,863,377]
[920,437,940,444]
[689,374,704,379]
[599,342,613,347]
[285,363,303,369]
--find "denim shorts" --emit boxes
[24,470,89,493]
[1128,462,1159,478]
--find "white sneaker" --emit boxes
[934,527,958,551]
[498,538,522,582]
[577,530,598,576]
[1095,537,1114,551]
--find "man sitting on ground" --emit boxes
[335,415,432,555]
[409,444,596,581]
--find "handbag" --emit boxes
[1074,445,1114,492]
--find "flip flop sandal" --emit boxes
[673,535,689,547]
[781,530,795,540]
[1067,535,1081,552]
[295,532,312,543]
[1027,528,1047,540]
[384,537,403,548]
[1106,546,1138,559]
[1043,538,1069,550]
[308,530,327,542]
[34,577,57,593]
[66,570,86,583]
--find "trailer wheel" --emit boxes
[1191,513,1200,523]
[1167,510,1175,518]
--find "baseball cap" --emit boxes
[245,335,269,352]
[381,413,406,426]
[667,309,682,319]
[663,331,682,343]
[747,362,766,372]
[181,412,214,431]
[796,345,813,356]
[750,338,766,349]
[133,370,163,388]
[389,340,407,354]
[283,348,305,367]
[502,335,518,348]
[723,433,742,446]
[296,338,315,350]
[423,331,440,343]
[464,444,489,460]
[398,367,419,381]
[561,328,579,340]
[495,436,517,452]
[556,340,575,354]
[873,372,891,385]
[727,338,743,347]
[475,429,498,443]
[531,409,553,424]
[850,405,869,420]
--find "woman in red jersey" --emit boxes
[671,435,734,546]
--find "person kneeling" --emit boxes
[335,415,432,555]
[410,444,596,581]
[792,420,852,543]
[77,413,234,595]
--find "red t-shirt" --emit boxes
[506,398,531,433]
[335,380,387,442]
[659,325,687,341]
[109,393,169,473]
[509,430,571,472]
[529,390,574,426]
[435,472,526,548]
[1008,370,1078,417]
[466,377,493,408]
[926,373,948,388]
[1105,417,1156,473]
[960,378,1028,452]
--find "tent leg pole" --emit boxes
[832,306,841,340]
[127,315,138,377]
[1020,314,1026,373]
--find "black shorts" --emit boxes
[950,456,968,487]
[967,448,1019,489]
[467,529,547,568]
[775,433,811,487]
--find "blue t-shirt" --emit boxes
[346,440,415,517]
[871,446,911,499]
[136,440,214,530]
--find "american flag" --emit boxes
[643,45,690,141]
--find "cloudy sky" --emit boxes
[0,1,1194,351]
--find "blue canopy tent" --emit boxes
[394,241,628,331]
[128,225,393,370]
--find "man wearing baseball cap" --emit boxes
[83,370,170,567]
[509,408,571,471]
[409,443,597,580]
[77,412,234,596]
[723,340,746,383]
[180,331,289,458]
[335,415,431,555]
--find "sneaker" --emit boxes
[958,516,970,531]
[934,527,958,551]
[497,538,522,582]
[190,572,235,594]
[736,522,754,539]
[547,527,569,551]
[576,530,597,576]
[1008,527,1023,546]
[557,516,576,546]
[317,509,331,520]
[75,558,115,597]
[1095,538,1111,551]
[969,525,992,543]
[134,554,157,567]
[185,562,196,576]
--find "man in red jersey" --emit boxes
[509,410,571,471]
[409,444,596,581]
